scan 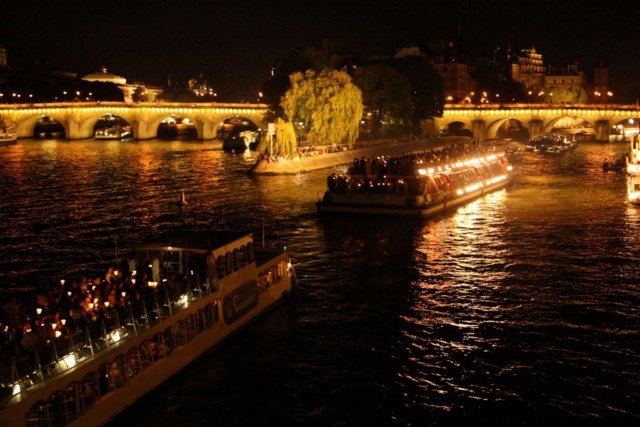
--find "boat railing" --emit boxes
[0,272,213,409]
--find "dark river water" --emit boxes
[0,139,638,425]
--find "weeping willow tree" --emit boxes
[281,69,363,148]
[255,118,297,156]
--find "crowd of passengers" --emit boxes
[326,143,505,195]
[0,251,206,375]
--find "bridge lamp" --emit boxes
[63,91,67,95]
[76,91,80,96]
[607,91,613,97]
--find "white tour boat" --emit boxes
[317,147,513,217]
[0,231,295,426]
[627,135,640,205]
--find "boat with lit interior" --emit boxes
[0,118,17,146]
[627,135,640,205]
[0,231,295,426]
[94,125,132,141]
[317,145,513,217]
[525,133,576,154]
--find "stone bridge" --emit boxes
[433,103,640,141]
[0,102,268,140]
[2,102,637,142]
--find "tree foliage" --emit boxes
[261,47,327,120]
[353,64,413,133]
[544,86,587,104]
[256,118,298,156]
[391,55,445,124]
[281,69,363,147]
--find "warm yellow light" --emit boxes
[55,330,62,338]
[36,308,42,315]
[62,352,77,368]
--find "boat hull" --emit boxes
[317,178,510,217]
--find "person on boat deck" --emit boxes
[152,253,161,283]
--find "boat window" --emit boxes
[47,390,70,426]
[247,243,254,263]
[225,252,233,274]
[126,347,143,378]
[232,248,239,271]
[25,399,51,427]
[216,255,226,278]
[140,340,155,368]
[64,381,84,422]
[80,372,101,407]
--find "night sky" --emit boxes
[2,0,640,101]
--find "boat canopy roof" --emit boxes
[136,230,250,253]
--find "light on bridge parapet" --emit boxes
[0,102,268,140]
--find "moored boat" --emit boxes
[525,133,576,154]
[626,135,640,205]
[0,118,17,146]
[94,125,132,141]
[0,231,295,426]
[317,144,513,217]
[222,130,258,151]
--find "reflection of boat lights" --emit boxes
[12,382,21,396]
[506,165,513,171]
[62,352,77,369]
[456,189,464,195]
[629,191,640,201]
[627,164,640,173]
[428,167,435,174]
[287,262,292,269]
[417,168,427,176]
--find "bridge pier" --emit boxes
[528,119,543,139]
[471,119,485,139]
[132,120,155,140]
[595,120,610,142]
[195,119,216,140]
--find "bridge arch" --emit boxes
[542,115,596,134]
[214,116,260,139]
[485,117,529,139]
[151,113,200,140]
[16,113,68,139]
[78,112,134,139]
[439,120,472,137]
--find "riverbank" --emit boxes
[249,137,470,175]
